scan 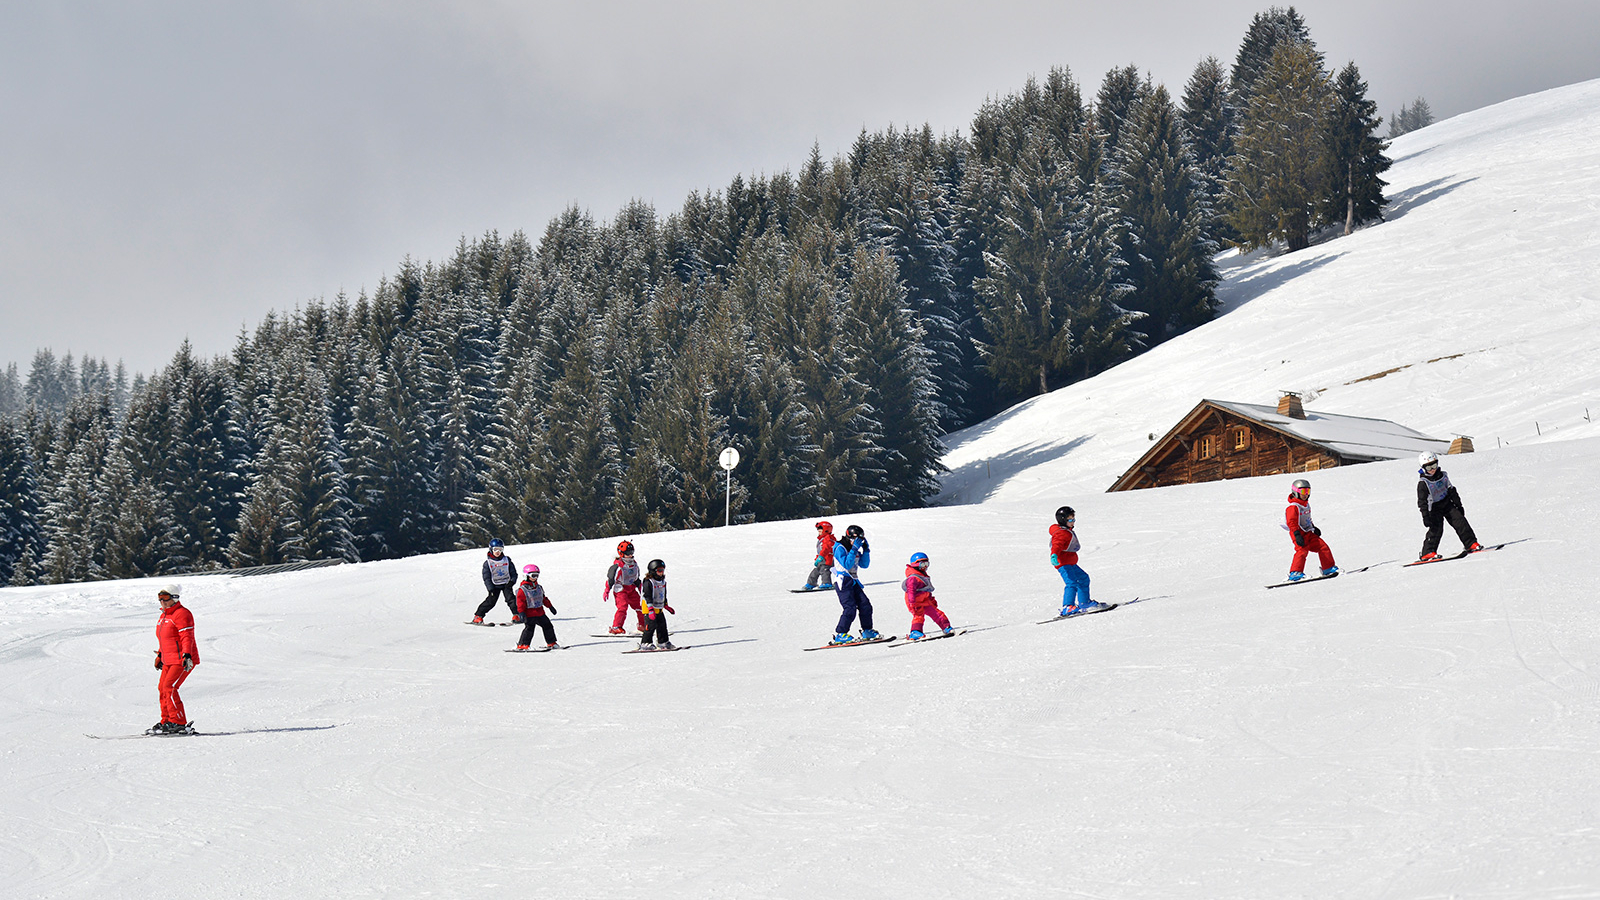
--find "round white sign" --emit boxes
[719,447,740,471]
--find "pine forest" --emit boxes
[0,7,1394,585]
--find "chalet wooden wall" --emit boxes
[1122,406,1342,491]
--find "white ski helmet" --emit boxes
[160,584,182,599]
[1418,451,1439,467]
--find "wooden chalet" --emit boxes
[1108,393,1467,492]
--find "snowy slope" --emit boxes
[938,77,1600,505]
[3,82,1600,900]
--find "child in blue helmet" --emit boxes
[473,539,518,623]
[902,552,953,640]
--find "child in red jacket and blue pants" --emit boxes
[1050,506,1107,616]
[902,552,953,640]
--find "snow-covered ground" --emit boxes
[4,80,1600,899]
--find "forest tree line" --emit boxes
[0,6,1395,585]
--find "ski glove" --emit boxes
[153,650,162,670]
[665,605,675,615]
[545,602,558,615]
[181,654,195,672]
[1293,531,1305,548]
[1313,526,1322,537]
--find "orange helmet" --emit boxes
[617,540,634,556]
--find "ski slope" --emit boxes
[3,81,1600,899]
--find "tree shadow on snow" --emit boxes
[938,435,1095,506]
[1215,252,1342,315]
[1385,175,1478,222]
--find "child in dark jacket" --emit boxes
[1416,452,1482,560]
[473,539,518,624]
[639,559,676,650]
[514,564,559,650]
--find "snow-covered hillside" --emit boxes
[939,77,1600,505]
[4,81,1600,900]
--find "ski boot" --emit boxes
[660,642,676,651]
[608,626,626,635]
[859,629,881,641]
[472,615,485,624]
[1467,542,1483,552]
[515,644,529,651]
[941,626,955,636]
[639,641,656,651]
[907,629,925,641]
[1321,566,1340,577]
[1060,604,1080,616]
[546,643,559,650]
[1418,552,1440,562]
[830,632,856,644]
[1078,600,1107,613]
[1285,571,1306,582]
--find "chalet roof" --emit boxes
[1206,400,1449,462]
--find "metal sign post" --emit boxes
[718,447,740,527]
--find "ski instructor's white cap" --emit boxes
[159,584,182,599]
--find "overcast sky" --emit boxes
[3,0,1596,377]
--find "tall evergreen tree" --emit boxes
[1230,6,1314,107]
[1180,56,1236,242]
[1323,61,1392,234]
[1112,84,1220,343]
[0,416,43,584]
[1095,65,1149,161]
[1225,40,1333,252]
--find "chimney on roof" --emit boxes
[1448,435,1475,454]
[1277,391,1306,419]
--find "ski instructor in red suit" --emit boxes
[153,584,199,734]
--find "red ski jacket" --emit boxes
[902,565,936,610]
[814,533,837,567]
[1049,523,1080,567]
[1285,494,1316,543]
[157,602,198,665]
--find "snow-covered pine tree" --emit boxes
[1225,39,1333,252]
[161,343,247,572]
[95,440,183,579]
[1230,5,1314,108]
[973,124,1078,399]
[343,335,444,560]
[1060,129,1143,382]
[1111,84,1220,345]
[0,415,43,584]
[0,362,22,418]
[39,400,114,583]
[1322,61,1392,235]
[841,246,945,509]
[1095,65,1150,162]
[1180,55,1236,243]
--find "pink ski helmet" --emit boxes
[522,563,540,577]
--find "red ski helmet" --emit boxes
[815,520,833,533]
[617,540,635,557]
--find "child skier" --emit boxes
[1285,479,1338,581]
[1050,506,1107,615]
[514,564,560,650]
[902,552,953,640]
[829,525,881,644]
[1416,451,1483,560]
[638,558,677,650]
[602,540,645,635]
[473,539,518,624]
[800,520,836,591]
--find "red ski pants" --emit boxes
[158,663,191,725]
[611,585,644,631]
[906,597,951,634]
[1290,533,1336,574]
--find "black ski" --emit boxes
[1404,542,1508,567]
[623,645,690,654]
[1265,572,1339,589]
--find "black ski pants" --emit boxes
[476,583,515,618]
[641,610,670,645]
[517,614,557,647]
[834,579,874,634]
[1421,500,1477,556]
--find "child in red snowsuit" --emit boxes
[1285,479,1337,580]
[902,552,952,640]
[602,540,646,634]
[801,520,836,591]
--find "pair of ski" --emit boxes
[1402,541,1509,567]
[803,629,970,651]
[588,632,689,652]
